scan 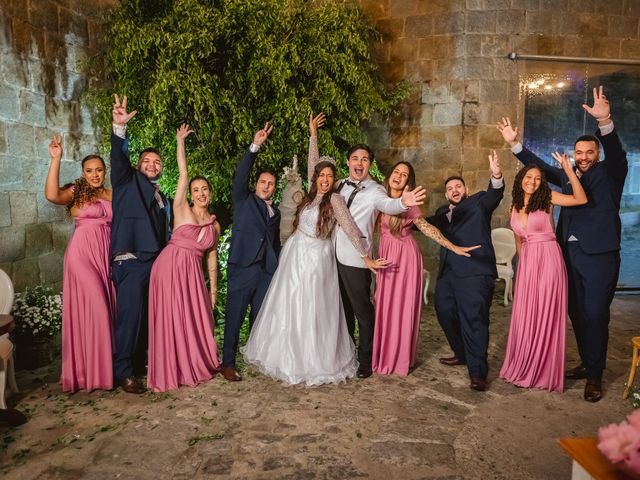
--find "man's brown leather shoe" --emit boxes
[221,366,242,382]
[565,364,588,380]
[119,377,146,394]
[470,376,487,392]
[584,380,603,403]
[439,356,466,366]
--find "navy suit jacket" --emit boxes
[427,181,504,278]
[515,129,628,255]
[227,148,281,274]
[109,133,170,260]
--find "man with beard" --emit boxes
[110,95,171,394]
[427,151,504,391]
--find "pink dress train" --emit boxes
[372,205,423,376]
[499,209,567,392]
[147,220,220,392]
[61,199,115,392]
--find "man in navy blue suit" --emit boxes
[498,86,628,402]
[221,123,281,382]
[427,152,504,392]
[109,95,171,394]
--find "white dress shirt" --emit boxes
[334,176,407,268]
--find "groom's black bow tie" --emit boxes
[344,180,361,188]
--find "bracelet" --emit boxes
[596,114,611,121]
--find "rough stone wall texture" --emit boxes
[2,0,639,291]
[0,0,115,291]
[356,0,640,271]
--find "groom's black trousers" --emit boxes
[337,262,374,369]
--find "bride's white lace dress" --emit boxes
[242,137,367,386]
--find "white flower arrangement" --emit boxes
[11,286,62,338]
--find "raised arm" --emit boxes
[550,152,588,207]
[232,122,273,203]
[173,123,193,211]
[479,150,505,212]
[110,94,138,187]
[585,86,629,184]
[413,217,480,257]
[497,117,564,187]
[307,112,325,182]
[331,194,389,272]
[45,135,73,206]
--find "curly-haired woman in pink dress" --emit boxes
[45,135,115,392]
[147,124,221,392]
[499,152,587,392]
[373,161,478,376]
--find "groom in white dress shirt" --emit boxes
[335,144,426,378]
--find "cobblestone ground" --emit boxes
[1,295,637,479]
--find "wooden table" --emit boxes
[558,437,638,480]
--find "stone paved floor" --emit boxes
[1,294,638,479]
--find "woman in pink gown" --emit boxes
[45,135,115,392]
[373,161,478,376]
[147,124,221,392]
[499,153,587,392]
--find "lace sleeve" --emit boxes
[331,194,368,257]
[308,135,320,183]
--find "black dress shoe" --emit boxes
[584,380,603,403]
[439,356,466,366]
[119,377,146,394]
[0,408,28,426]
[221,366,242,382]
[356,366,372,379]
[565,365,588,380]
[469,376,487,392]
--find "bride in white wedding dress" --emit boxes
[242,114,386,386]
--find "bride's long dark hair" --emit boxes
[292,161,336,239]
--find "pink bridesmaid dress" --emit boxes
[499,209,567,392]
[61,199,115,392]
[147,219,220,392]
[372,205,423,376]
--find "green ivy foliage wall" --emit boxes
[87,0,407,209]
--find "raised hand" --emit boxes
[551,152,573,173]
[496,117,519,146]
[582,86,611,122]
[49,135,63,161]
[309,112,326,137]
[489,150,502,178]
[176,123,193,141]
[452,244,481,257]
[401,185,426,207]
[363,256,391,273]
[112,94,137,126]
[253,122,273,147]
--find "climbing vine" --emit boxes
[87,0,408,206]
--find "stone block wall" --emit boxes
[356,0,640,268]
[0,0,115,291]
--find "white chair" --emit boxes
[423,269,430,306]
[491,228,516,307]
[0,269,19,409]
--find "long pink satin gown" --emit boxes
[372,205,423,376]
[147,220,220,392]
[61,199,115,392]
[499,209,567,392]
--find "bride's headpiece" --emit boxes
[318,155,336,166]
